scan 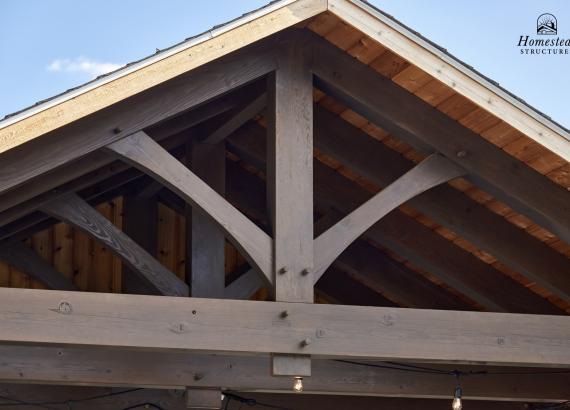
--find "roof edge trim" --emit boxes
[330,0,570,161]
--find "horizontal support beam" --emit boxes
[1,288,569,366]
[0,345,568,402]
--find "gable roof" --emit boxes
[1,0,569,161]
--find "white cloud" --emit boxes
[47,57,122,77]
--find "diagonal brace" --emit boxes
[41,193,188,296]
[105,131,273,286]
[313,154,466,281]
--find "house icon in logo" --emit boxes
[537,13,557,35]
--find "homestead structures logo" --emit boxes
[517,13,569,55]
[537,13,557,35]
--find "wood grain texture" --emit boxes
[328,0,570,162]
[0,39,280,197]
[187,141,226,299]
[313,106,570,307]
[314,154,465,279]
[0,287,569,366]
[267,40,314,303]
[228,121,563,314]
[41,193,188,296]
[309,30,570,247]
[0,0,326,153]
[107,132,273,286]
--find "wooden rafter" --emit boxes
[0,39,280,198]
[307,30,570,249]
[228,121,563,314]
[313,106,570,308]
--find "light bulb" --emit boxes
[452,387,462,410]
[451,397,462,410]
[293,376,303,393]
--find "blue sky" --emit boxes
[0,0,569,126]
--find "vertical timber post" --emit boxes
[267,36,313,382]
[186,140,226,409]
[122,194,159,295]
[185,141,226,298]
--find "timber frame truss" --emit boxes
[0,22,570,409]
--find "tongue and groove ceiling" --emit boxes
[0,0,569,314]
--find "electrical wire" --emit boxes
[0,388,143,409]
[223,392,296,410]
[121,403,166,410]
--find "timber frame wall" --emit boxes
[0,1,570,409]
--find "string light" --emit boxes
[452,386,463,410]
[293,376,304,393]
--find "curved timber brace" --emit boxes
[312,154,466,281]
[106,132,274,287]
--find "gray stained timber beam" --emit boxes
[313,154,465,279]
[227,122,564,315]
[106,131,273,285]
[1,287,570,366]
[0,35,280,197]
[187,140,226,299]
[0,241,77,291]
[40,193,188,297]
[306,30,570,252]
[0,79,266,226]
[313,106,570,307]
[122,193,160,295]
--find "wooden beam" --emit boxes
[225,269,261,300]
[267,39,314,303]
[267,39,314,376]
[0,0,326,153]
[0,81,264,222]
[308,30,570,247]
[187,141,226,298]
[186,388,222,409]
[0,345,568,401]
[225,149,467,310]
[314,154,465,279]
[41,193,188,296]
[0,39,281,198]
[106,131,273,285]
[202,93,267,144]
[328,0,570,162]
[0,241,77,291]
[332,240,469,310]
[313,106,570,307]
[122,193,160,295]
[1,288,570,366]
[314,162,564,315]
[228,122,563,315]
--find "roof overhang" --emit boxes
[1,0,569,162]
